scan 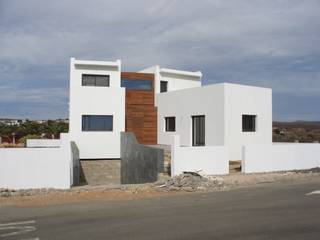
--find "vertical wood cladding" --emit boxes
[121,72,157,145]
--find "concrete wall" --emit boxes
[26,139,61,148]
[68,58,125,159]
[224,84,272,160]
[171,135,229,176]
[121,132,164,184]
[243,143,320,173]
[156,83,272,160]
[0,139,79,189]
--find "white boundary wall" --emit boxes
[171,135,229,176]
[0,138,78,189]
[243,143,320,173]
[26,139,61,148]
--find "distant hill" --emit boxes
[273,121,320,130]
[273,121,320,142]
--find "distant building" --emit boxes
[0,118,24,126]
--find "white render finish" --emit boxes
[139,65,202,98]
[224,84,272,159]
[243,143,320,173]
[0,138,77,189]
[68,58,125,159]
[171,135,229,176]
[26,139,61,148]
[156,83,272,160]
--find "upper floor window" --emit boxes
[121,79,152,90]
[82,115,113,131]
[160,81,168,93]
[82,74,110,87]
[242,115,256,132]
[165,117,175,132]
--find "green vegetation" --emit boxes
[0,120,69,142]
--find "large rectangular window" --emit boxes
[82,74,110,87]
[82,115,113,131]
[165,117,175,132]
[160,81,168,93]
[121,79,152,90]
[242,115,256,132]
[192,115,205,146]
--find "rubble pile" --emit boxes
[155,172,225,192]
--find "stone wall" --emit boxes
[80,160,121,185]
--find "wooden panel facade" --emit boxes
[121,72,157,145]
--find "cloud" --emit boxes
[0,0,320,120]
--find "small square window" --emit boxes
[160,81,168,93]
[165,117,175,132]
[242,115,256,132]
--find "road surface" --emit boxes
[1,177,320,239]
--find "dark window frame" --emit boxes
[160,81,168,93]
[82,115,113,132]
[165,117,176,132]
[82,74,110,87]
[121,78,152,91]
[192,115,205,146]
[242,115,256,132]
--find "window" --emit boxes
[160,81,168,93]
[242,115,256,132]
[82,115,113,131]
[165,117,175,132]
[121,79,152,90]
[82,74,109,87]
[192,115,205,146]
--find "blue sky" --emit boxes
[0,0,320,121]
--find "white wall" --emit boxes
[26,139,61,148]
[140,66,202,97]
[171,135,229,176]
[243,143,320,173]
[224,83,272,160]
[69,58,125,159]
[0,139,78,189]
[156,84,225,146]
[156,83,272,160]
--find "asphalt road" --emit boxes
[1,178,320,240]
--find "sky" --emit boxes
[0,0,320,121]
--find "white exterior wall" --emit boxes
[0,139,77,189]
[156,83,272,160]
[69,58,125,159]
[224,84,272,160]
[140,66,201,98]
[156,84,225,146]
[171,135,229,176]
[243,143,320,173]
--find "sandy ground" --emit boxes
[1,169,320,207]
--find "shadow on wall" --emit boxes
[121,132,164,184]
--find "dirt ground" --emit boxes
[1,169,320,207]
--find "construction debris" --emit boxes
[155,172,225,192]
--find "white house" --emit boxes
[2,57,319,189]
[68,58,272,161]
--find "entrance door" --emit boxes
[192,115,205,146]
